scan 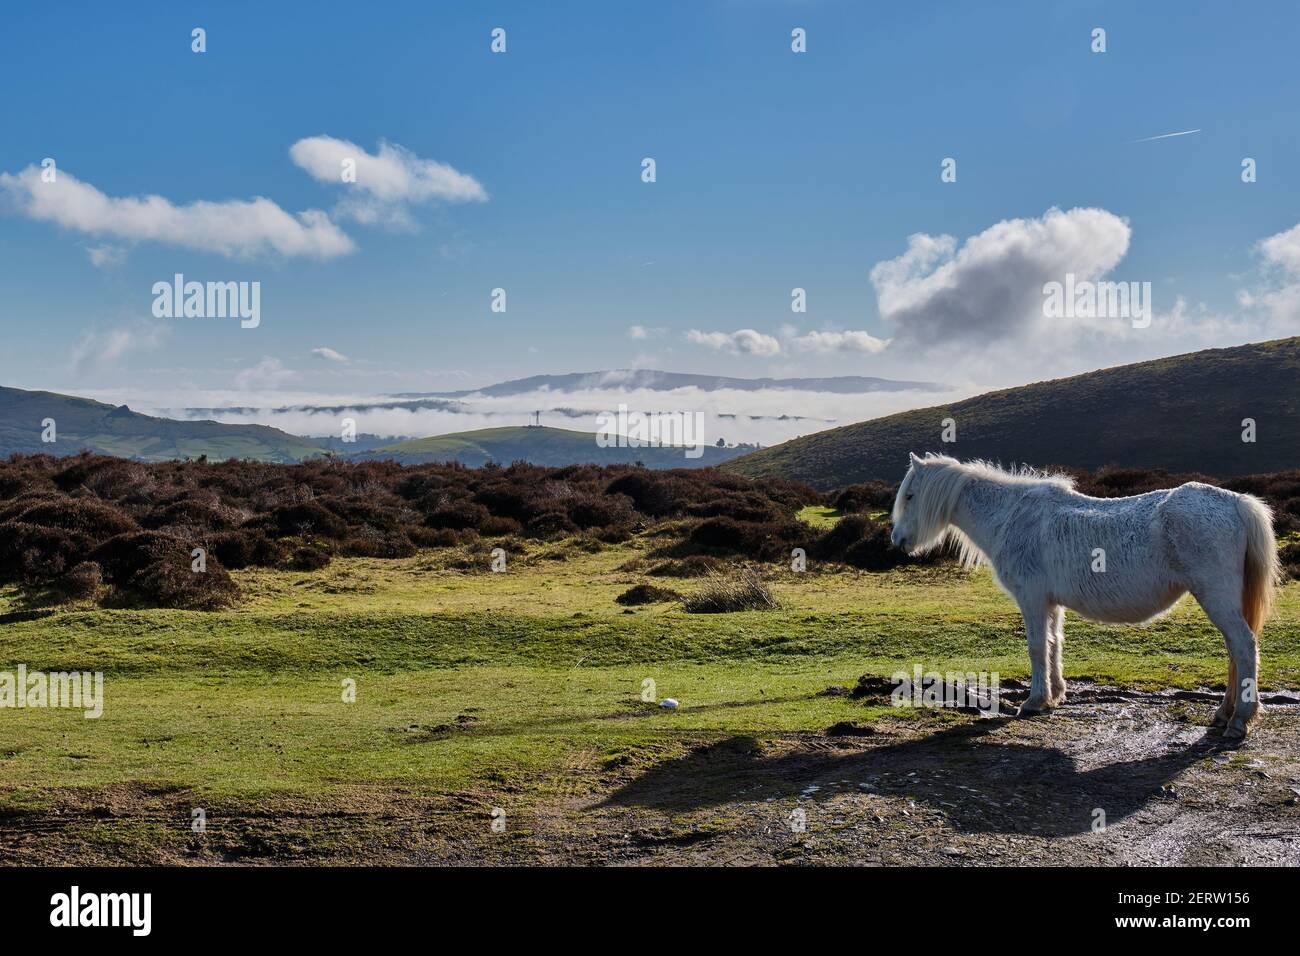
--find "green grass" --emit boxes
[796,504,843,528]
[2,533,1297,823]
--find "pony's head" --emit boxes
[891,454,1067,564]
[890,452,966,555]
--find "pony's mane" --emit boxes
[942,457,1076,490]
[896,455,1075,568]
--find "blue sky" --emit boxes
[2,0,1299,409]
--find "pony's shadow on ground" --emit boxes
[600,719,1235,838]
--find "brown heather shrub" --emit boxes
[339,529,416,559]
[0,492,63,521]
[90,530,190,579]
[603,471,684,517]
[320,494,415,530]
[525,510,578,537]
[830,481,896,513]
[0,453,818,568]
[615,582,680,606]
[479,515,523,537]
[646,555,726,578]
[393,471,453,502]
[0,522,88,580]
[143,499,237,532]
[409,526,461,548]
[50,454,129,493]
[89,531,238,609]
[592,523,634,544]
[687,516,810,561]
[126,556,238,610]
[811,513,875,559]
[21,545,65,583]
[5,497,137,539]
[424,500,489,531]
[289,545,332,571]
[841,523,922,570]
[263,501,350,539]
[472,484,531,521]
[60,561,103,601]
[685,493,783,523]
[205,529,284,570]
[567,493,634,529]
[0,472,37,500]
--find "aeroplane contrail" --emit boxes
[1132,128,1202,143]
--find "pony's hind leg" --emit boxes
[1195,590,1260,739]
[1048,605,1066,706]
[1211,657,1238,731]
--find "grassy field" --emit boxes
[2,522,1298,862]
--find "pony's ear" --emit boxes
[908,451,921,466]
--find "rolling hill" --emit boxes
[722,337,1300,489]
[356,426,751,468]
[0,386,328,463]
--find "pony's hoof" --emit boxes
[1016,702,1053,718]
[1223,723,1249,740]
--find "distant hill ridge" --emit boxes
[396,368,941,398]
[722,338,1300,488]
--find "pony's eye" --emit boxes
[906,494,913,501]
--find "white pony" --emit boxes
[889,453,1281,738]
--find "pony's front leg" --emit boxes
[1016,599,1054,716]
[1048,605,1067,706]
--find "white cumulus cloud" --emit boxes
[686,328,781,357]
[1243,221,1300,330]
[1258,222,1300,276]
[870,206,1132,347]
[290,135,487,227]
[793,329,890,354]
[310,346,349,363]
[0,165,355,260]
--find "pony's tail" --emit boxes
[1238,494,1281,635]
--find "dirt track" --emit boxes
[497,683,1300,866]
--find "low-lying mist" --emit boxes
[81,383,965,447]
